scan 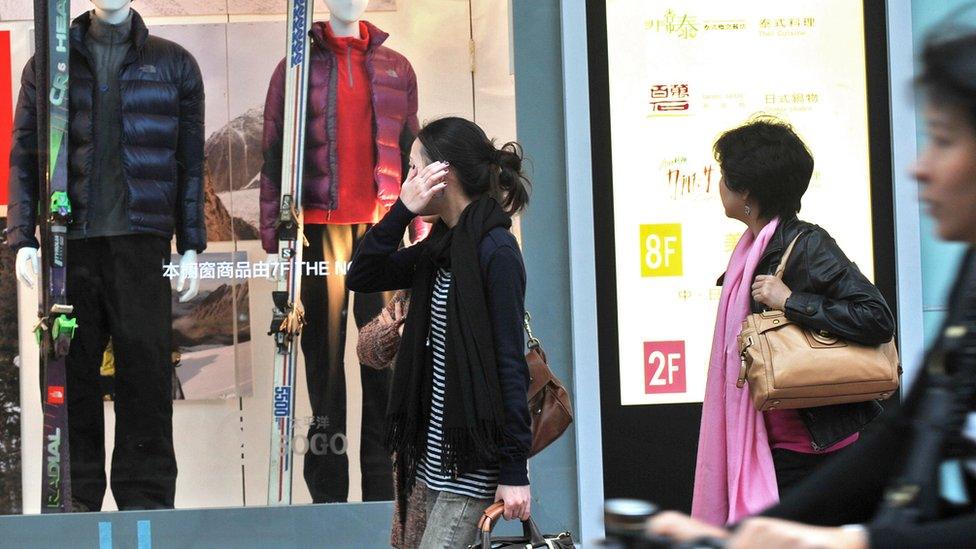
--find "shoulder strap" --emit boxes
[774,231,806,280]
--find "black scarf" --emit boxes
[387,196,511,509]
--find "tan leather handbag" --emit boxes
[524,312,573,457]
[736,234,900,411]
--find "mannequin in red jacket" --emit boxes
[259,0,419,503]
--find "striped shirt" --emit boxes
[415,268,500,499]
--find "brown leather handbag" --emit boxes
[468,501,575,549]
[524,312,573,457]
[736,234,900,411]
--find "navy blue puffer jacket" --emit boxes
[5,10,206,254]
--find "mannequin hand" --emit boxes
[177,251,199,302]
[266,253,283,282]
[752,275,793,311]
[16,247,40,288]
[399,162,449,216]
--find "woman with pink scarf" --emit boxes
[690,117,895,526]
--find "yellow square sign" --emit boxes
[640,224,682,277]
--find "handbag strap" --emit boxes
[524,312,542,351]
[773,231,806,279]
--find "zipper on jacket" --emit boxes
[346,47,353,87]
[83,49,99,237]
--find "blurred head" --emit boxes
[324,0,369,24]
[410,117,531,216]
[713,116,814,223]
[914,20,976,243]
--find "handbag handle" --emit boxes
[476,501,547,548]
[773,232,805,279]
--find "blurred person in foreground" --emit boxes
[646,15,976,549]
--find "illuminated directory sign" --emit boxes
[606,1,875,405]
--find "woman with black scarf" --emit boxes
[347,117,532,548]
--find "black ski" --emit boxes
[34,0,74,514]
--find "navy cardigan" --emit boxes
[346,199,532,486]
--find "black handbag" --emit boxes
[468,502,575,549]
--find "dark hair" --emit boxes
[916,13,976,130]
[713,115,814,220]
[416,117,530,214]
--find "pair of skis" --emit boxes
[34,0,75,514]
[267,0,314,505]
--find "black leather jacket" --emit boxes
[5,11,206,254]
[743,216,896,450]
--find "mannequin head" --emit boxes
[325,0,369,25]
[91,0,130,11]
[90,0,132,24]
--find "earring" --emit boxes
[744,204,752,216]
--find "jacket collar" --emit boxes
[71,9,150,55]
[310,20,388,54]
[322,21,370,53]
[87,10,133,46]
[761,215,801,262]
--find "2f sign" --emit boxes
[644,341,686,394]
[640,224,682,277]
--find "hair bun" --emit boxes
[496,142,523,171]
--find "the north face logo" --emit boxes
[139,65,157,74]
[386,69,398,78]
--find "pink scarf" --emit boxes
[691,218,780,526]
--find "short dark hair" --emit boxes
[713,116,814,220]
[417,117,531,214]
[916,17,976,131]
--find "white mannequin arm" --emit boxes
[177,250,199,302]
[15,247,39,288]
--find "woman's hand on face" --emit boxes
[752,275,793,310]
[729,518,867,549]
[646,511,729,543]
[495,484,531,521]
[400,161,449,216]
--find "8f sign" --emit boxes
[640,224,682,277]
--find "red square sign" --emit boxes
[644,341,687,394]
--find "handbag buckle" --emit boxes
[737,337,753,388]
[812,330,839,345]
